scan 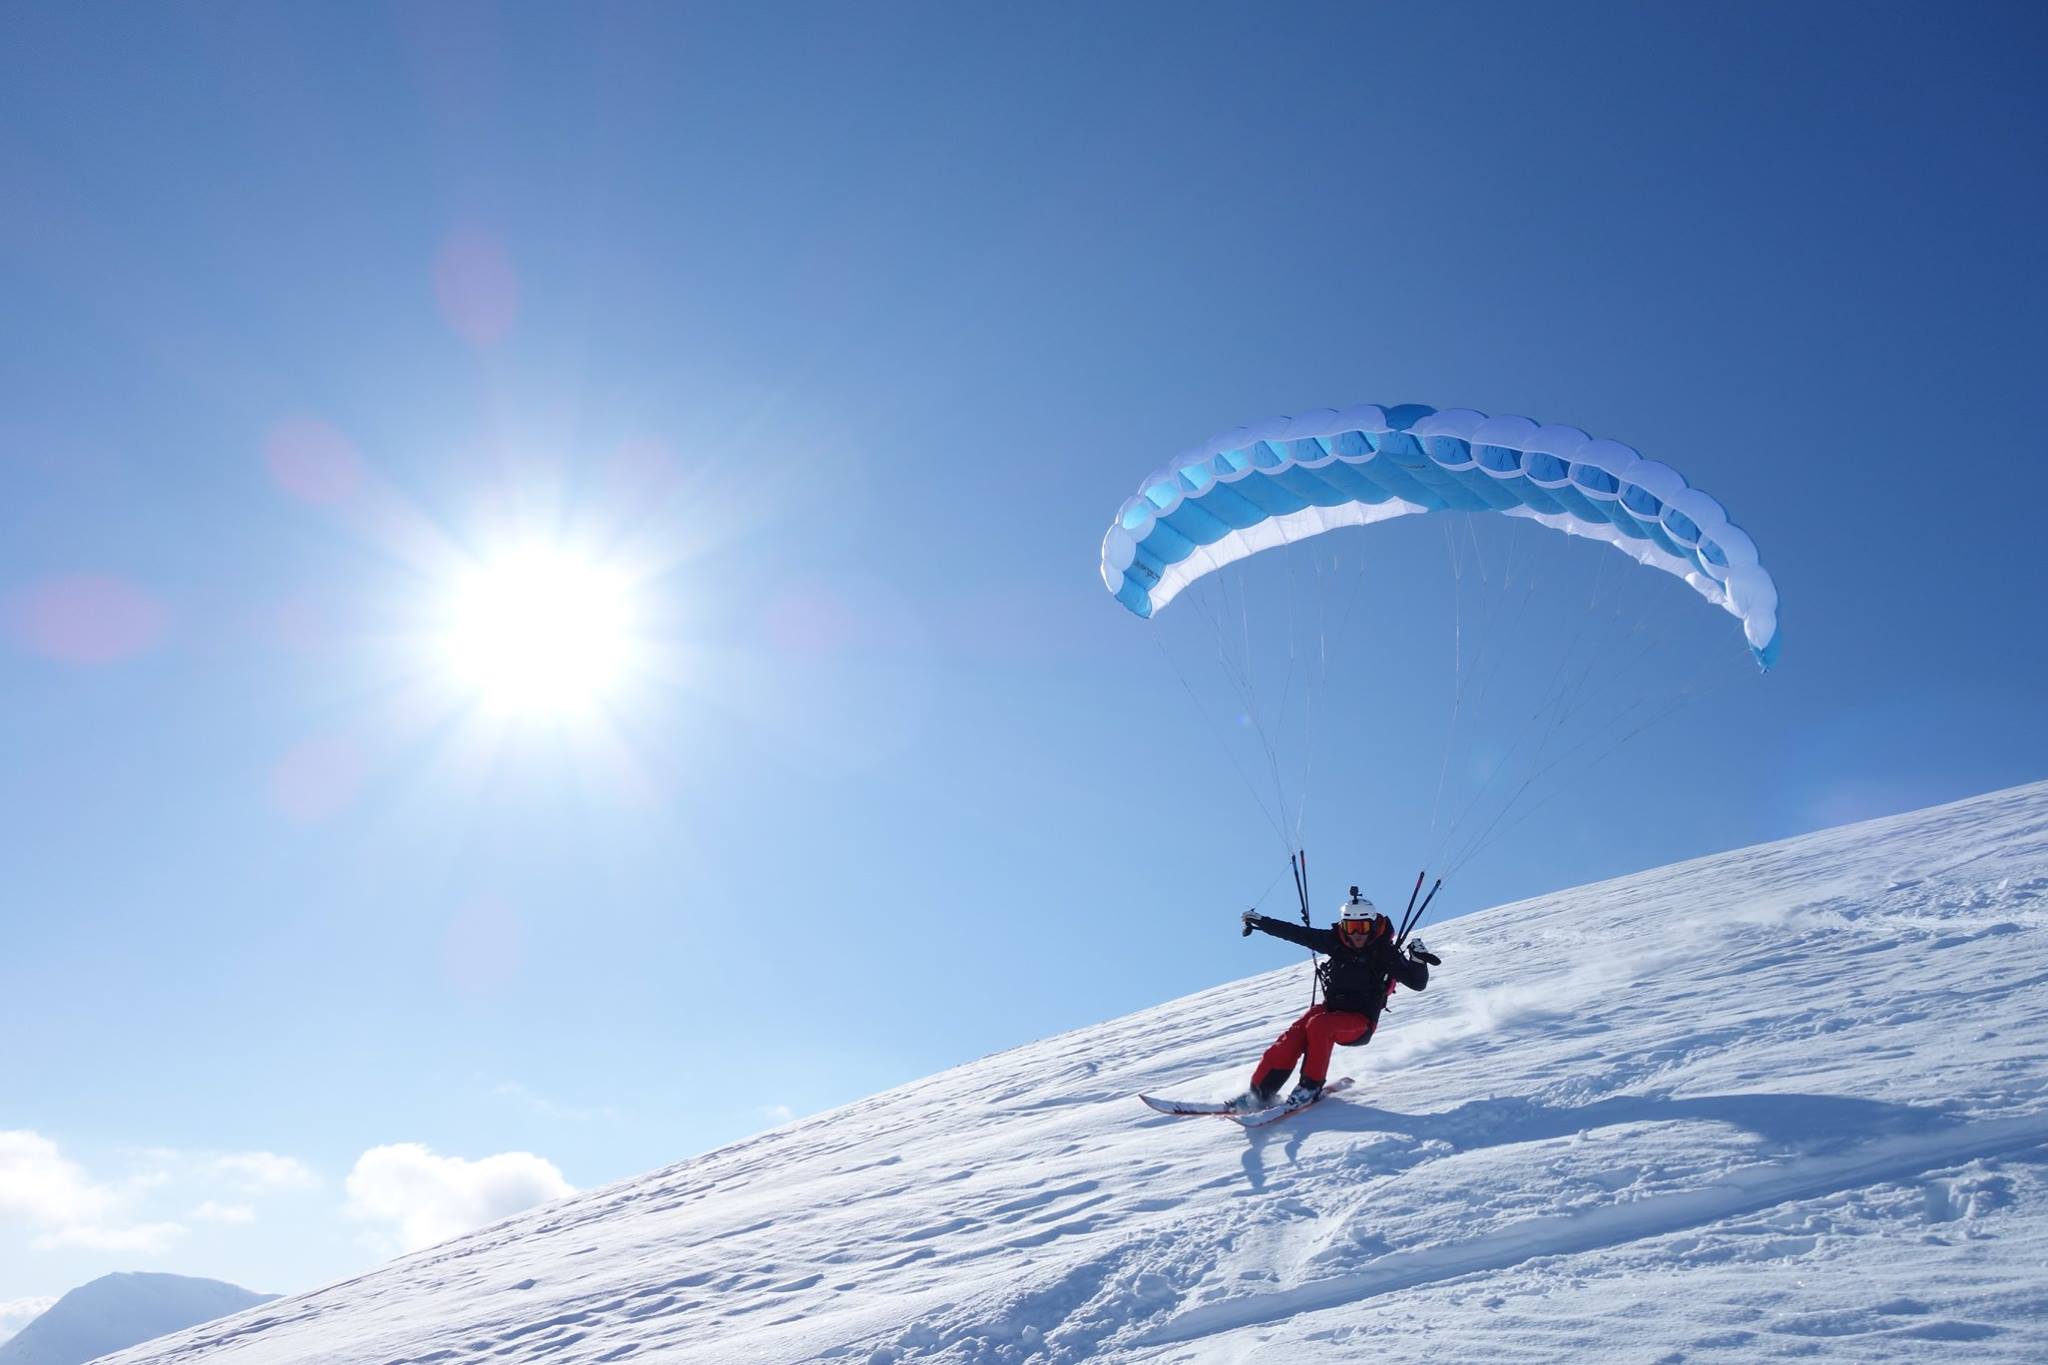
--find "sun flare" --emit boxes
[441,547,638,716]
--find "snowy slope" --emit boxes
[0,1274,272,1365]
[105,782,2048,1363]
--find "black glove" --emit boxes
[1240,909,1258,937]
[1407,939,1441,966]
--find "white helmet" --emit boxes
[1338,890,1377,923]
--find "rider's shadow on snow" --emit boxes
[1236,1090,1953,1192]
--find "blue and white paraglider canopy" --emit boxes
[1100,403,1779,669]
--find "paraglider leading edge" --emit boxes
[1099,402,1780,670]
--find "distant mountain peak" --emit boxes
[0,1272,274,1365]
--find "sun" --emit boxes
[440,547,639,716]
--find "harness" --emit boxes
[1316,938,1397,1018]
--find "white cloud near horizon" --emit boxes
[344,1144,574,1253]
[4,1132,315,1261]
[0,1132,179,1254]
[0,1130,118,1226]
[1,1296,58,1345]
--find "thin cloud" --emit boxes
[34,1221,186,1253]
[192,1201,257,1224]
[125,1167,173,1193]
[211,1151,320,1192]
[344,1143,573,1254]
[493,1082,623,1124]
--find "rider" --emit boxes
[1238,887,1437,1107]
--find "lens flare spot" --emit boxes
[433,229,520,346]
[264,419,363,504]
[6,574,170,664]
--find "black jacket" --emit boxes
[1247,916,1430,1018]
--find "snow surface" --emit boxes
[104,781,2048,1363]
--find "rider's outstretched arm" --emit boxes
[1241,912,1336,953]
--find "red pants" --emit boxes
[1251,1004,1371,1091]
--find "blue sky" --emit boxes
[4,1,2045,1305]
